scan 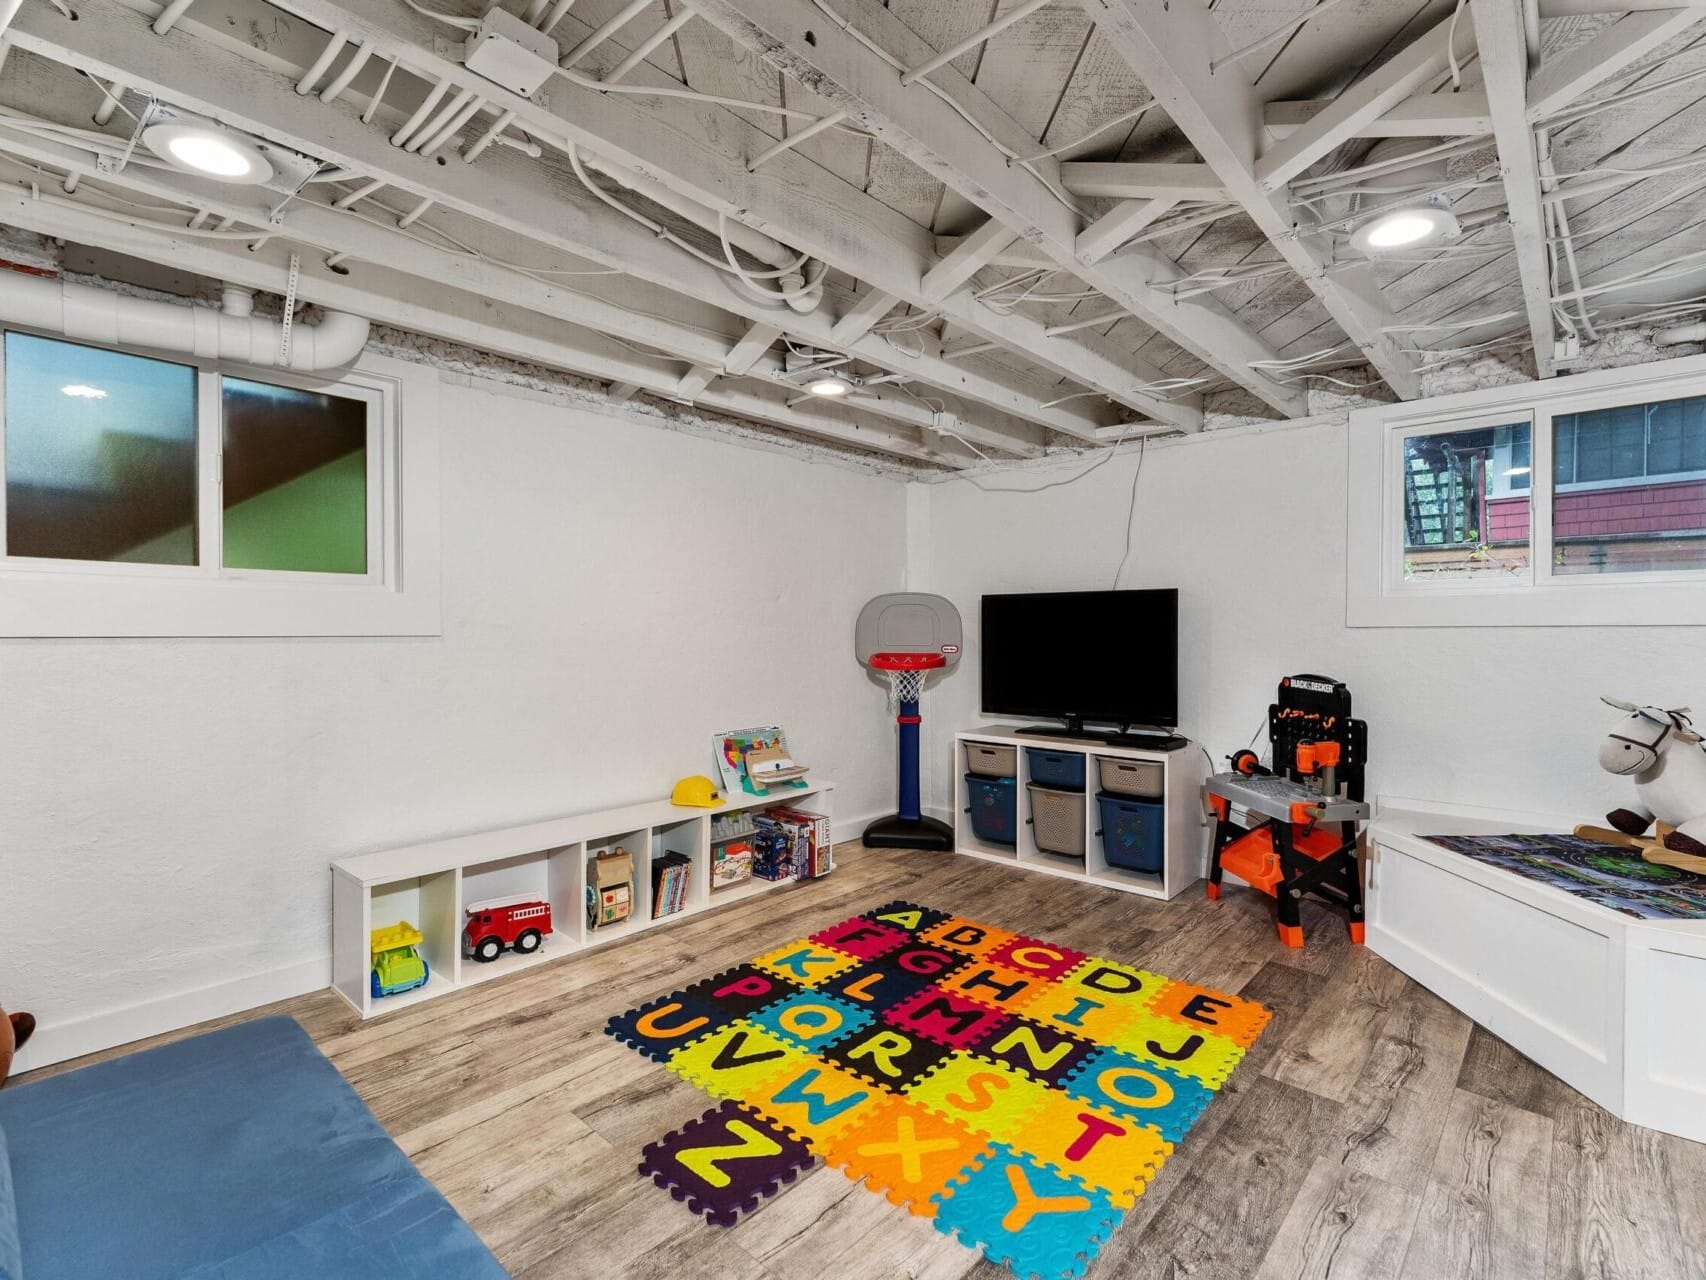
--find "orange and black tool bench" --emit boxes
[1203,675,1370,948]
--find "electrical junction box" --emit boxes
[463,8,560,97]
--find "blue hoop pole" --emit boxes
[896,695,922,821]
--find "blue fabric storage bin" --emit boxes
[1026,748,1086,790]
[1097,792,1165,873]
[965,773,1018,845]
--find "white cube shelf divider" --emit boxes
[332,780,834,1017]
[953,729,1207,900]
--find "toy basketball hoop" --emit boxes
[871,650,947,711]
[857,594,962,851]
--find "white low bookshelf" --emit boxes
[952,729,1207,900]
[331,780,834,1017]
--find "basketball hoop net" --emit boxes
[871,652,946,713]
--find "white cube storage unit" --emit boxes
[953,729,1207,900]
[332,780,833,1017]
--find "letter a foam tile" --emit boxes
[638,1101,816,1227]
[608,904,1271,1280]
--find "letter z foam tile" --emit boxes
[606,904,1271,1280]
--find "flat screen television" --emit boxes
[981,589,1178,739]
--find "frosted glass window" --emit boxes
[222,377,368,574]
[4,332,197,563]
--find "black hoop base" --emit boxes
[862,813,954,851]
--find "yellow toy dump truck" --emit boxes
[370,921,430,998]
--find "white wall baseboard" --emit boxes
[16,955,331,1073]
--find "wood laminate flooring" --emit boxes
[25,846,1705,1280]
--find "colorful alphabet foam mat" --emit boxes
[605,902,1272,1280]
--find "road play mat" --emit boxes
[606,902,1271,1280]
[1425,833,1706,921]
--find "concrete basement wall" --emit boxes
[3,374,908,1069]
[921,416,1706,825]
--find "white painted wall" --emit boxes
[922,417,1705,825]
[4,374,907,1068]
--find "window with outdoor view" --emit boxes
[1400,420,1532,583]
[1552,394,1706,576]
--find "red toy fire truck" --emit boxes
[463,895,552,962]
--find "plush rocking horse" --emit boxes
[1575,697,1706,872]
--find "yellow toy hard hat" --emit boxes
[671,775,725,808]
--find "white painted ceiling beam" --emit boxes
[1080,0,1421,398]
[1471,0,1558,377]
[1539,0,1694,14]
[1526,8,1706,119]
[0,183,970,465]
[829,289,900,345]
[229,0,1191,430]
[1263,91,1492,139]
[686,0,1303,418]
[721,323,781,376]
[920,219,1017,302]
[933,236,1056,272]
[1056,163,1227,202]
[676,365,718,399]
[1254,13,1471,192]
[7,0,1111,443]
[1075,198,1182,265]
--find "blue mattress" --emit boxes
[0,1016,508,1280]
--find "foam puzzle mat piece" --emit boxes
[638,1101,816,1228]
[933,1146,1122,1280]
[810,916,910,962]
[1142,978,1273,1048]
[920,916,1018,959]
[666,1020,812,1100]
[605,991,731,1062]
[862,901,955,934]
[680,964,806,1018]
[966,1019,1100,1089]
[936,959,1054,1015]
[820,1094,990,1214]
[1020,1090,1172,1207]
[904,1053,1054,1143]
[820,1022,957,1091]
[984,936,1089,982]
[752,940,862,988]
[883,986,1014,1050]
[744,1058,891,1146]
[745,990,875,1055]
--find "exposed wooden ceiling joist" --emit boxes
[1472,0,1559,378]
[684,0,1307,418]
[1079,0,1423,399]
[1263,92,1492,139]
[1527,8,1706,119]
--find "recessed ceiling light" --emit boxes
[1350,204,1460,255]
[142,119,274,185]
[60,384,107,399]
[807,376,853,397]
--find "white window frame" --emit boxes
[0,342,440,637]
[1349,350,1706,627]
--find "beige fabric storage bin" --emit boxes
[1027,784,1086,858]
[966,742,1018,778]
[1098,757,1164,799]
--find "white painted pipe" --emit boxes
[0,270,369,369]
[151,0,198,36]
[319,40,374,104]
[1656,322,1706,346]
[560,0,651,67]
[604,9,694,84]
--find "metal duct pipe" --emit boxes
[579,152,824,312]
[1656,322,1706,346]
[0,270,369,369]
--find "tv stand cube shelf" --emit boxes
[953,729,1206,900]
[330,780,833,1018]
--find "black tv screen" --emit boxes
[981,589,1178,728]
